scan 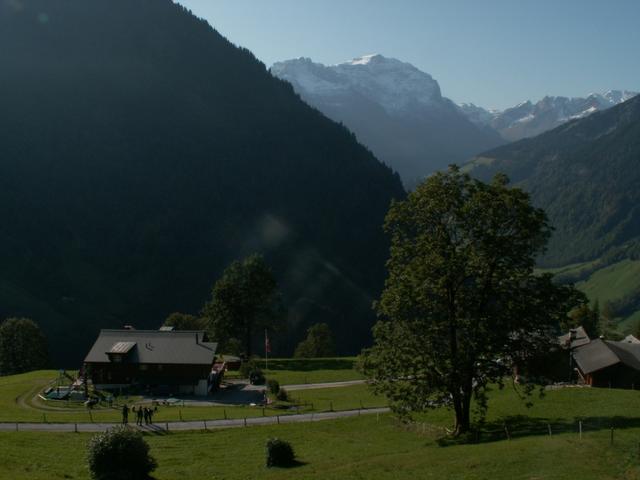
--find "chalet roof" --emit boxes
[558,326,591,349]
[572,338,640,375]
[84,330,217,366]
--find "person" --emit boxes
[121,404,129,424]
[137,406,144,426]
[143,407,149,425]
[148,407,154,424]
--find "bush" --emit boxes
[265,438,295,467]
[276,387,289,402]
[87,427,157,480]
[239,359,256,378]
[267,379,280,395]
[249,369,265,385]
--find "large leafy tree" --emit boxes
[163,312,207,331]
[361,166,582,435]
[203,254,284,356]
[0,317,49,376]
[294,323,337,358]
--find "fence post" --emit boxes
[179,410,183,421]
[277,415,280,424]
[504,423,511,440]
[75,423,78,433]
[610,427,614,446]
[204,420,207,430]
[15,423,18,432]
[244,417,247,427]
[547,423,552,436]
[579,421,582,440]
[165,422,169,432]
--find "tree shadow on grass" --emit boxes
[267,459,308,469]
[436,414,640,446]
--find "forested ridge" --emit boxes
[468,95,640,268]
[0,0,405,365]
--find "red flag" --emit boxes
[265,329,271,354]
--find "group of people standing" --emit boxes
[121,404,157,425]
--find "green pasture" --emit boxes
[263,357,363,385]
[0,369,372,424]
[3,385,640,479]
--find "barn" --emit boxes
[83,329,218,395]
[572,337,640,388]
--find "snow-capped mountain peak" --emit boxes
[272,54,442,113]
[343,53,381,66]
[458,90,638,141]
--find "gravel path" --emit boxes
[0,407,390,433]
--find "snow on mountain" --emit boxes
[271,55,504,186]
[458,90,638,141]
[272,54,442,113]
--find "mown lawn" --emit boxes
[263,357,363,385]
[2,412,640,480]
[0,369,371,424]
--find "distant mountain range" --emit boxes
[0,0,405,365]
[271,55,503,186]
[273,55,637,185]
[460,90,638,142]
[467,94,640,268]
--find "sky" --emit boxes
[176,0,639,110]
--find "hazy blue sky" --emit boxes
[176,1,639,109]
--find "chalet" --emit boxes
[84,329,218,395]
[560,327,640,388]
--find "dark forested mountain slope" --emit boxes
[468,95,640,267]
[0,0,405,365]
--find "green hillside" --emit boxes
[468,95,640,268]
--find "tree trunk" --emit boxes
[453,389,472,436]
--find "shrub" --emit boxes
[267,379,280,395]
[265,438,295,467]
[87,427,157,480]
[276,387,289,402]
[238,359,256,378]
[249,368,265,385]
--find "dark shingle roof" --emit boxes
[558,326,591,349]
[572,338,640,375]
[572,339,620,374]
[84,330,217,365]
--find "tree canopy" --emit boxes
[203,254,284,356]
[361,166,582,435]
[294,323,337,358]
[0,317,49,376]
[163,312,206,331]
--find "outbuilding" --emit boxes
[572,338,640,388]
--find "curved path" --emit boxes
[0,407,389,433]
[244,379,367,392]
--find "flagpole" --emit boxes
[265,328,269,371]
